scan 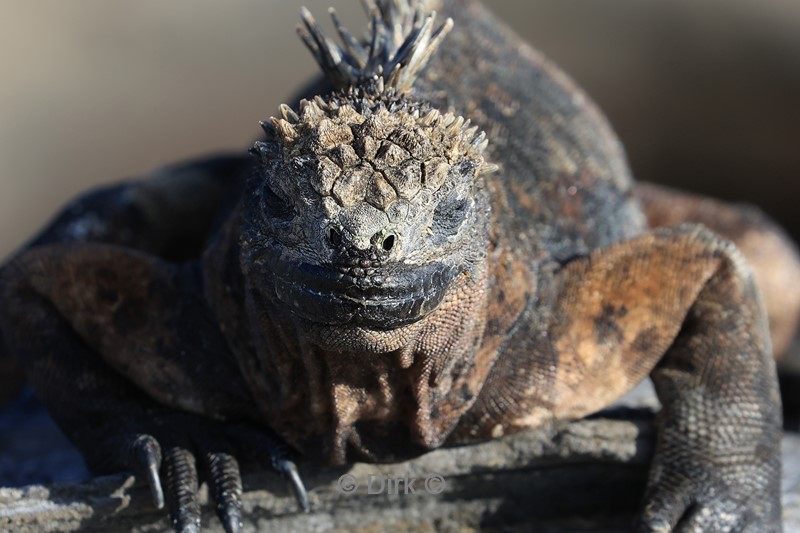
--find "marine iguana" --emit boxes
[2,0,800,531]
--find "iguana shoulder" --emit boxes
[417,0,645,262]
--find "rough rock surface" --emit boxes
[2,379,800,532]
[1,415,654,532]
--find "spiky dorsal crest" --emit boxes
[298,0,453,94]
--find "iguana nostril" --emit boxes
[327,227,342,248]
[381,234,396,252]
[368,231,396,252]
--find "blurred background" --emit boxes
[1,0,799,261]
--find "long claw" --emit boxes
[273,457,310,512]
[221,512,242,533]
[164,446,201,533]
[224,424,310,512]
[131,434,164,509]
[206,452,243,533]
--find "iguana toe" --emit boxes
[163,445,201,533]
[129,434,165,509]
[225,423,310,512]
[203,451,243,533]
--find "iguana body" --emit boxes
[2,1,799,532]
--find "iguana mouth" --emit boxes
[268,258,458,329]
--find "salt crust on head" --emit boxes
[265,92,488,210]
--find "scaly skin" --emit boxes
[1,1,799,531]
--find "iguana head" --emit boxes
[241,2,492,348]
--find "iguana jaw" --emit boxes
[268,255,460,329]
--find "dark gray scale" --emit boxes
[19,155,250,262]
[413,0,646,263]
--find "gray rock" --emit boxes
[3,381,799,532]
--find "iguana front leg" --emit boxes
[579,226,781,531]
[0,243,307,533]
[637,242,781,530]
[465,224,781,531]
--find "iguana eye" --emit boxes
[262,183,295,220]
[432,196,469,236]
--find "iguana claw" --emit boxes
[130,434,164,509]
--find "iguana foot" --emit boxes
[636,451,781,532]
[110,414,309,533]
[0,243,309,532]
